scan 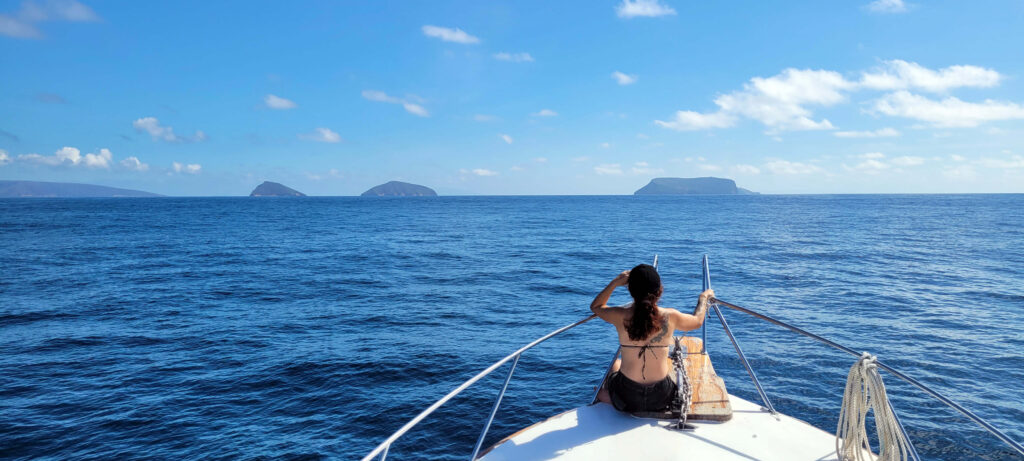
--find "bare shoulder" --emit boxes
[657,307,685,327]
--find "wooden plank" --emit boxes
[677,336,733,421]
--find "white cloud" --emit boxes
[631,161,662,175]
[978,155,1024,169]
[300,127,342,143]
[891,156,925,166]
[858,152,886,159]
[943,165,976,180]
[18,146,112,168]
[500,134,513,144]
[950,154,966,162]
[534,157,548,163]
[733,164,761,175]
[658,68,851,132]
[264,94,297,110]
[422,25,480,44]
[845,158,890,174]
[764,159,824,175]
[600,142,611,148]
[460,168,497,176]
[172,162,201,174]
[509,165,525,172]
[873,91,1024,127]
[594,163,623,175]
[0,0,98,39]
[611,71,637,85]
[655,110,736,131]
[834,127,901,138]
[120,156,149,171]
[572,156,590,162]
[494,52,533,62]
[698,164,722,172]
[362,90,430,117]
[0,149,10,165]
[0,15,40,38]
[403,102,429,117]
[616,0,677,18]
[133,117,205,143]
[532,109,558,117]
[473,114,497,122]
[866,0,907,13]
[860,60,1000,93]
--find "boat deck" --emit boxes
[481,394,854,460]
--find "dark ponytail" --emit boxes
[625,264,663,341]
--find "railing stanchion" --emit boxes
[704,255,775,414]
[701,255,709,354]
[470,354,520,460]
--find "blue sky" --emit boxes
[1,0,1023,195]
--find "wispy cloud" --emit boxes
[133,117,206,143]
[422,25,480,44]
[763,159,824,175]
[0,149,11,165]
[461,168,498,176]
[631,161,662,175]
[494,52,533,62]
[18,146,112,168]
[299,127,342,143]
[860,60,1000,93]
[865,0,907,14]
[172,162,201,174]
[616,0,676,18]
[264,94,297,110]
[500,134,513,144]
[362,90,430,117]
[532,109,558,117]
[611,71,637,85]
[0,0,99,39]
[594,163,623,175]
[733,164,761,175]
[834,127,901,138]
[473,114,497,122]
[656,61,1017,133]
[891,156,925,166]
[873,91,1024,127]
[120,156,149,171]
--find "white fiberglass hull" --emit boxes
[481,393,860,461]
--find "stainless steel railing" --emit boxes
[359,313,598,461]
[362,256,1024,460]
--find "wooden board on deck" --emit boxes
[677,336,732,421]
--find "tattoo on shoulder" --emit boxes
[651,316,670,343]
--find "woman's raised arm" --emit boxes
[590,270,630,323]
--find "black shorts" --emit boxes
[607,371,677,413]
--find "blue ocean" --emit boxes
[1,195,1022,460]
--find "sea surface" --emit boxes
[1,195,1023,460]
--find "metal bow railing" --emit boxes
[361,256,1024,460]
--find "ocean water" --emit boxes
[1,195,1022,460]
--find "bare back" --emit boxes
[614,305,679,384]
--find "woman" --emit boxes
[591,263,713,412]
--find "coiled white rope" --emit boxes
[836,353,911,461]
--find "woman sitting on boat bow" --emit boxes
[592,264,713,412]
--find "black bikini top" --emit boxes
[619,343,671,380]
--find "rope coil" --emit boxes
[836,353,911,461]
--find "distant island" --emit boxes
[634,177,757,195]
[250,181,305,197]
[361,181,437,197]
[0,180,161,197]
